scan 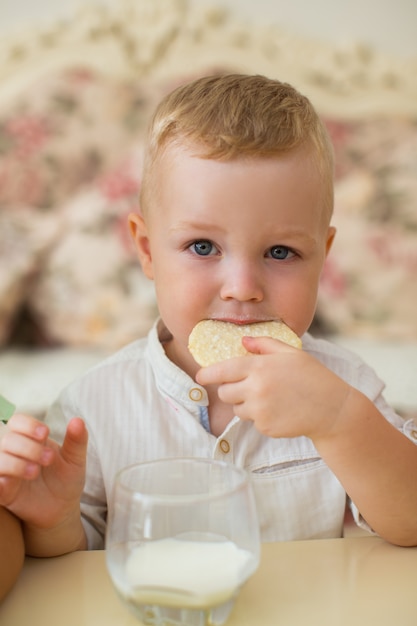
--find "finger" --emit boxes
[217,381,245,406]
[6,414,49,443]
[196,358,248,386]
[242,336,297,355]
[1,430,53,467]
[60,418,88,468]
[0,476,24,505]
[0,450,42,480]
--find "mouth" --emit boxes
[210,316,276,326]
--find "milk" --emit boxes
[124,537,255,609]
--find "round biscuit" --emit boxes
[188,320,301,366]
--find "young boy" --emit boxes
[0,74,416,556]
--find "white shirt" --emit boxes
[45,319,416,549]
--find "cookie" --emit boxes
[188,320,301,366]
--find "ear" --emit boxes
[325,225,336,257]
[128,213,154,279]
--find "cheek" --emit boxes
[154,264,208,316]
[274,272,320,335]
[155,277,210,349]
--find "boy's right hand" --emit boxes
[0,415,88,548]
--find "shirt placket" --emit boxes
[212,417,241,462]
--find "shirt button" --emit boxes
[219,439,230,454]
[189,387,203,402]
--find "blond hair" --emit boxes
[140,73,334,217]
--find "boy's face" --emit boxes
[130,145,335,376]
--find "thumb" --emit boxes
[60,417,88,467]
[242,335,296,355]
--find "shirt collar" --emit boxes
[147,318,209,409]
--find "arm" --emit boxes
[0,507,24,602]
[196,337,417,547]
[0,415,88,557]
[313,388,417,547]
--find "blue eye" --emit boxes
[269,245,293,260]
[192,240,215,256]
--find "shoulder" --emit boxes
[302,333,365,368]
[301,333,386,397]
[46,335,154,436]
[55,335,153,408]
[79,335,151,379]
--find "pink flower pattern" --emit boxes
[5,115,49,159]
[0,67,416,348]
[99,165,140,201]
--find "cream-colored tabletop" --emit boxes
[1,536,416,626]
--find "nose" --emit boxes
[219,259,264,302]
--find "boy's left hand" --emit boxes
[0,415,87,530]
[195,336,351,442]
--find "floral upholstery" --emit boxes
[318,117,417,339]
[0,69,160,348]
[0,1,416,349]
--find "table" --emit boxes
[1,536,416,626]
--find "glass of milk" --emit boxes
[106,457,260,625]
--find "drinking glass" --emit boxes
[106,457,260,626]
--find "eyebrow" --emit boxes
[168,221,227,234]
[169,221,318,244]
